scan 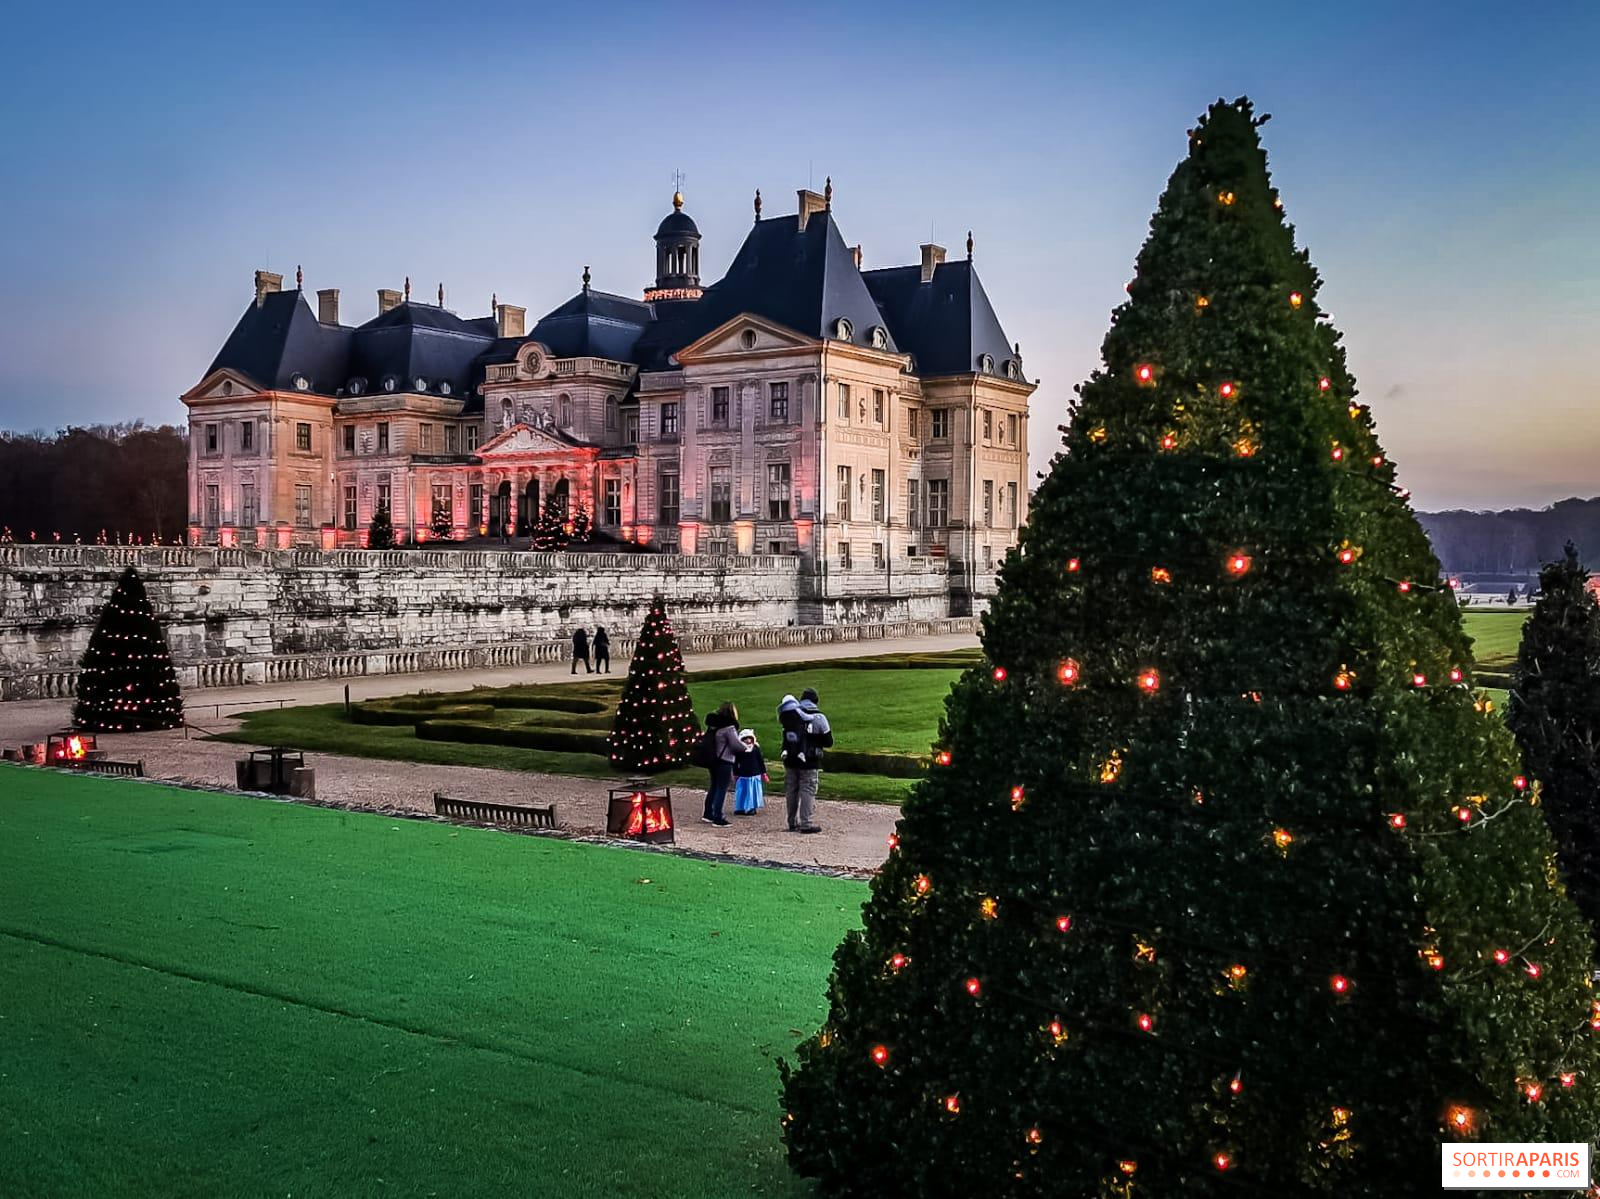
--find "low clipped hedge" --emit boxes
[417,719,611,756]
[354,701,496,726]
[820,749,928,778]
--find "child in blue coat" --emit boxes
[732,729,768,815]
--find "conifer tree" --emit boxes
[73,566,184,732]
[531,492,569,552]
[368,504,395,549]
[781,99,1600,1196]
[572,504,593,544]
[430,496,453,541]
[1509,543,1600,931]
[607,597,698,773]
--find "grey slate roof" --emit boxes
[523,289,654,362]
[206,290,349,394]
[862,260,1025,381]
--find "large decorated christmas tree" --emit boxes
[1509,543,1600,932]
[73,566,184,732]
[607,597,699,773]
[531,492,569,552]
[781,98,1600,1196]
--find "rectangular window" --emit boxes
[1008,482,1019,528]
[769,382,789,422]
[343,425,356,454]
[928,478,950,528]
[470,483,484,528]
[444,426,457,454]
[982,409,993,441]
[661,402,679,436]
[624,410,639,443]
[604,478,622,527]
[709,466,732,523]
[871,468,885,522]
[769,540,785,555]
[872,388,885,424]
[931,408,951,439]
[1007,413,1019,446]
[907,479,920,529]
[377,422,389,452]
[872,541,885,568]
[239,421,254,452]
[376,477,391,518]
[837,382,850,420]
[710,386,729,425]
[466,425,480,452]
[204,484,219,527]
[431,483,452,528]
[767,463,791,520]
[343,485,357,531]
[984,543,993,569]
[837,465,851,523]
[294,484,312,527]
[296,422,311,452]
[984,479,995,528]
[239,483,256,527]
[905,408,918,441]
[839,542,852,569]
[205,423,219,453]
[419,423,433,452]
[657,468,680,525]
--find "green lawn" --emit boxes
[0,767,865,1197]
[224,661,967,806]
[1461,608,1529,671]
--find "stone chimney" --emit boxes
[254,269,283,307]
[797,188,826,231]
[377,288,403,314]
[851,245,864,270]
[317,288,340,325]
[497,303,526,339]
[919,243,947,284]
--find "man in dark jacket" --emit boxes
[571,627,591,674]
[778,687,833,833]
[592,626,610,673]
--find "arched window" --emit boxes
[558,394,572,427]
[500,398,514,428]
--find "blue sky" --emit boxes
[1,0,1595,510]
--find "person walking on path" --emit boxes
[699,702,743,826]
[732,728,768,814]
[571,627,591,674]
[592,626,610,673]
[779,688,832,833]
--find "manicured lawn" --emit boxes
[222,659,969,806]
[0,768,864,1197]
[1461,608,1529,671]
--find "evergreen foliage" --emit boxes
[430,497,453,541]
[572,504,593,544]
[368,504,395,550]
[531,493,569,552]
[73,566,184,732]
[607,598,698,773]
[1509,543,1600,932]
[780,98,1600,1196]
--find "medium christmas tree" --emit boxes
[607,597,698,773]
[781,98,1600,1196]
[368,504,395,549]
[430,496,453,541]
[1508,543,1600,931]
[531,492,569,552]
[572,504,593,544]
[73,566,184,732]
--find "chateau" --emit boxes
[182,184,1035,614]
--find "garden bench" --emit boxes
[71,758,146,778]
[434,792,557,829]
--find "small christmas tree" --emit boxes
[781,98,1600,1195]
[531,492,569,552]
[607,597,698,773]
[73,566,184,732]
[1508,542,1600,931]
[430,496,453,542]
[368,504,395,549]
[572,504,593,544]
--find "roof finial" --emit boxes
[295,264,303,290]
[754,187,762,222]
[582,265,591,292]
[966,231,973,261]
[404,276,411,301]
[492,291,498,314]
[437,282,445,307]
[672,168,685,210]
[824,176,833,210]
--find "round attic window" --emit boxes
[740,329,758,350]
[439,381,452,396]
[221,380,234,396]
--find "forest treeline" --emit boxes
[0,425,188,543]
[1417,497,1600,576]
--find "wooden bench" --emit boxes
[434,792,557,829]
[70,758,146,778]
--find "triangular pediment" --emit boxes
[476,421,591,457]
[181,367,262,404]
[674,314,817,364]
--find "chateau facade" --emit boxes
[182,185,1035,611]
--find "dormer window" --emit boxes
[834,317,853,342]
[869,325,888,349]
[348,377,366,395]
[439,381,452,396]
[1004,360,1022,380]
[977,353,995,374]
[414,377,428,393]
[292,373,310,391]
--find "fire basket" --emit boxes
[47,732,97,764]
[607,785,675,845]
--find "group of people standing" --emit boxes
[569,627,611,674]
[697,688,832,833]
